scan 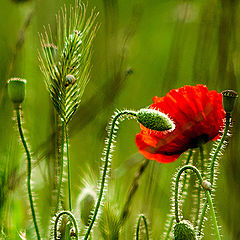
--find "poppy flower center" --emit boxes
[188,134,209,148]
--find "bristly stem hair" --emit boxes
[16,107,41,240]
[39,1,98,214]
[175,165,221,240]
[198,113,231,236]
[83,110,137,240]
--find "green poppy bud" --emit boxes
[136,109,174,131]
[222,90,238,114]
[8,78,26,107]
[78,188,96,226]
[174,220,196,240]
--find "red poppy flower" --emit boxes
[135,85,225,163]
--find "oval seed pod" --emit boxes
[136,109,174,131]
[222,90,238,114]
[8,78,26,106]
[174,220,196,240]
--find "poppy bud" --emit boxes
[136,109,174,131]
[174,220,196,240]
[201,180,211,191]
[78,188,96,226]
[7,78,26,107]
[222,90,238,114]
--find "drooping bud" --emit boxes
[136,109,174,131]
[201,180,211,191]
[78,188,96,226]
[174,220,196,240]
[7,78,26,107]
[222,90,238,114]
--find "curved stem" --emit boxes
[198,114,231,235]
[83,110,137,240]
[65,125,72,211]
[55,120,65,213]
[16,108,41,240]
[120,158,149,224]
[54,211,78,239]
[175,165,203,223]
[164,150,192,240]
[136,214,149,240]
[175,165,221,240]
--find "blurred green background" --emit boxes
[0,0,239,239]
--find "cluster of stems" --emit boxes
[172,112,231,240]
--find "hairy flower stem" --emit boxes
[83,110,137,240]
[120,159,149,225]
[55,121,66,213]
[136,214,149,240]
[16,107,41,240]
[198,113,231,236]
[54,211,78,239]
[65,126,72,211]
[175,165,221,240]
[164,150,192,240]
[194,145,204,226]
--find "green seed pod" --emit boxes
[78,188,96,226]
[174,220,196,240]
[8,78,26,107]
[136,109,174,131]
[222,90,238,114]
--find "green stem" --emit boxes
[55,120,65,213]
[65,125,72,211]
[210,114,230,184]
[164,150,192,240]
[83,110,137,240]
[175,165,221,239]
[198,114,231,235]
[194,145,204,226]
[120,158,149,224]
[16,107,41,240]
[136,214,149,240]
[54,211,78,239]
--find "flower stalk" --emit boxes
[16,107,41,240]
[83,110,137,240]
[175,165,221,240]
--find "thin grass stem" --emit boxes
[55,121,65,213]
[65,125,72,211]
[120,158,149,225]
